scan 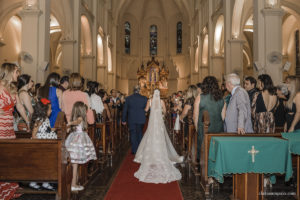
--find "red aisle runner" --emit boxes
[104,152,184,200]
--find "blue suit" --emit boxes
[122,93,147,154]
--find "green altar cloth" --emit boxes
[282,131,300,155]
[208,137,293,183]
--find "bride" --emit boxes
[134,89,184,184]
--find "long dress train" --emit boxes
[134,90,183,184]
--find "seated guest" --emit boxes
[17,74,35,131]
[285,77,300,132]
[38,73,62,128]
[62,73,94,124]
[193,76,224,159]
[87,81,104,122]
[244,76,258,104]
[98,89,112,121]
[274,84,288,127]
[59,76,69,92]
[29,98,57,190]
[224,73,253,134]
[251,74,278,133]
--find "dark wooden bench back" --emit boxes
[0,139,71,199]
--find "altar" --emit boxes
[137,57,169,98]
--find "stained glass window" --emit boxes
[150,25,157,56]
[125,22,130,54]
[177,22,182,54]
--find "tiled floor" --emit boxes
[16,143,298,200]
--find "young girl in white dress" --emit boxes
[65,101,97,191]
[134,89,183,184]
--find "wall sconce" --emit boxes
[24,0,38,10]
[265,0,280,9]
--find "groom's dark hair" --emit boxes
[133,85,140,93]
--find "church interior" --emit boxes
[0,0,300,200]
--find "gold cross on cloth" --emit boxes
[248,146,259,163]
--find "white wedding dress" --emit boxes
[134,90,183,184]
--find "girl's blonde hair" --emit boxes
[0,63,20,90]
[70,101,88,131]
[287,77,300,110]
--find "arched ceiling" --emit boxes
[113,0,192,24]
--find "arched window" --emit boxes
[97,34,104,65]
[177,22,182,54]
[150,25,157,56]
[125,22,130,54]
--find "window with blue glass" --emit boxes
[125,22,130,54]
[150,25,157,56]
[177,22,182,54]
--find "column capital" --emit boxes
[19,9,42,18]
[81,55,95,59]
[59,39,76,44]
[228,39,246,44]
[261,8,285,17]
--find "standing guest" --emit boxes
[285,75,296,84]
[224,73,253,134]
[0,63,28,200]
[59,76,69,92]
[285,77,300,132]
[193,76,224,159]
[17,74,35,131]
[65,102,96,191]
[122,85,147,154]
[196,82,202,95]
[32,83,41,100]
[274,84,288,127]
[180,85,197,144]
[38,73,62,128]
[98,89,112,121]
[244,76,258,104]
[251,74,278,133]
[62,73,94,124]
[87,81,104,121]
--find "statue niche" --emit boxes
[137,57,169,98]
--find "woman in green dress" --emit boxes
[193,76,225,160]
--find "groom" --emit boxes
[122,85,148,154]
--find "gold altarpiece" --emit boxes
[137,57,169,98]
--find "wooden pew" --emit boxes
[0,139,72,200]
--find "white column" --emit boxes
[59,39,76,75]
[19,0,50,83]
[262,8,284,84]
[211,55,224,82]
[91,0,98,81]
[228,39,245,75]
[253,0,284,84]
[73,0,81,73]
[224,0,232,75]
[208,0,214,75]
[81,55,95,80]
